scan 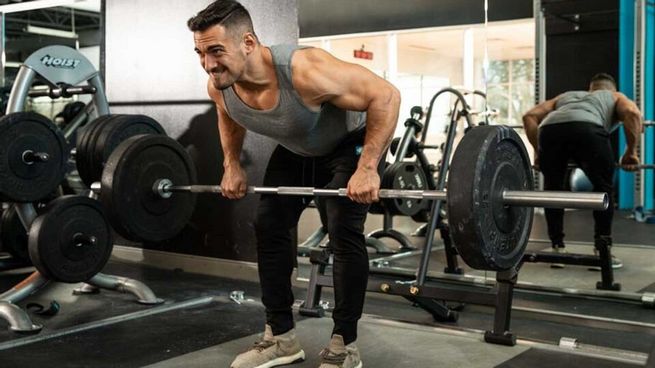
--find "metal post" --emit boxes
[635,0,648,209]
[416,107,461,285]
[534,0,546,193]
[88,74,110,116]
[0,12,5,90]
[6,66,36,113]
[534,0,546,104]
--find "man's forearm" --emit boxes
[622,112,642,154]
[219,118,246,169]
[358,89,401,170]
[522,115,540,152]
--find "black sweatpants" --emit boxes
[255,129,380,345]
[538,122,615,245]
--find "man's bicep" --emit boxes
[615,94,639,119]
[525,97,558,121]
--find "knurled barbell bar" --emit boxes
[560,163,655,171]
[603,164,655,171]
[145,179,606,210]
[91,126,608,271]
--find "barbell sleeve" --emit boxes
[22,150,50,164]
[72,233,97,247]
[164,184,607,210]
[617,164,655,170]
[502,191,608,210]
[565,163,655,170]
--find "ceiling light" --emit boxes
[25,25,78,39]
[0,0,81,14]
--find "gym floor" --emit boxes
[0,208,653,367]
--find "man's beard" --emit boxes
[211,72,236,90]
[213,79,233,91]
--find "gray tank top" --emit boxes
[540,90,616,131]
[221,44,366,157]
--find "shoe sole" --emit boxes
[354,362,363,368]
[251,350,306,368]
[588,265,623,271]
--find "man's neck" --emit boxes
[236,46,275,92]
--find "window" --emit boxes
[486,59,535,125]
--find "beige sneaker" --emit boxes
[230,325,305,368]
[589,248,623,270]
[318,335,362,368]
[550,246,566,269]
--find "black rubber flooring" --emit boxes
[0,260,653,367]
[0,262,263,344]
[530,210,655,246]
[0,300,265,368]
[495,348,642,368]
[359,279,655,354]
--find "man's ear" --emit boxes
[243,33,257,53]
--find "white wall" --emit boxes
[105,0,298,104]
[398,47,462,85]
[103,0,299,260]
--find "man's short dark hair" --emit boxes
[590,73,617,89]
[187,0,256,40]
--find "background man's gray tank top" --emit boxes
[221,44,366,157]
[539,90,616,131]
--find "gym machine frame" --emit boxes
[365,87,477,254]
[296,88,558,346]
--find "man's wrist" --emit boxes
[223,159,241,170]
[356,159,378,171]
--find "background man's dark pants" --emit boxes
[538,122,615,246]
[255,129,380,345]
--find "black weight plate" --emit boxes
[76,114,113,186]
[389,137,415,159]
[28,195,113,283]
[77,115,112,155]
[0,205,31,262]
[0,112,68,202]
[83,115,122,184]
[77,115,121,187]
[89,115,166,187]
[381,162,428,216]
[61,101,86,125]
[101,135,197,242]
[447,126,533,271]
[79,115,120,187]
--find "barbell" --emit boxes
[90,126,608,271]
[144,181,605,210]
[564,163,655,171]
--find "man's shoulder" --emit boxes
[562,90,589,97]
[270,44,314,56]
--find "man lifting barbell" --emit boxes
[91,131,607,367]
[187,1,400,367]
[522,73,644,269]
